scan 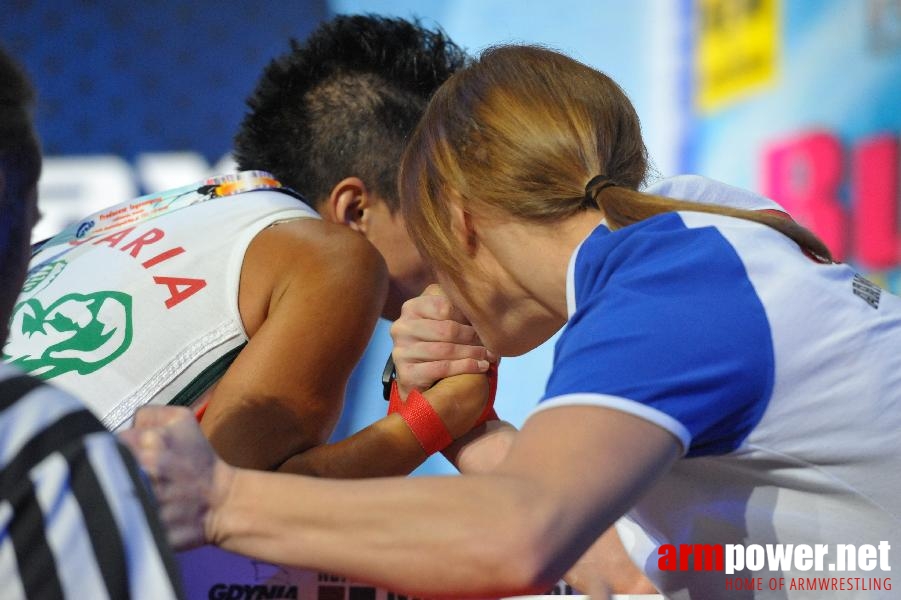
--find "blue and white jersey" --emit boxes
[645,174,788,215]
[530,208,901,598]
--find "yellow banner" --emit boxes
[695,0,779,113]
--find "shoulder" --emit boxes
[248,218,387,286]
[552,218,776,456]
[572,214,700,295]
[645,175,787,213]
[239,219,387,335]
[571,214,771,334]
[574,211,765,288]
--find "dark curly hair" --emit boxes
[233,14,467,211]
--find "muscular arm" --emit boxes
[198,219,387,470]
[276,372,490,478]
[199,221,489,477]
[445,415,657,596]
[129,400,678,598]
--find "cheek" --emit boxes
[378,223,428,279]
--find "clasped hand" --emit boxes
[390,284,498,437]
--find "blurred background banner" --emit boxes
[687,0,901,294]
[694,0,779,114]
[4,0,900,477]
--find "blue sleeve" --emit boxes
[541,217,774,457]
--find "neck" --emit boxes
[482,210,604,344]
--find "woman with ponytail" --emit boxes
[125,45,901,600]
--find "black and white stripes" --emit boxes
[0,366,184,600]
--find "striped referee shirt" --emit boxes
[0,363,184,599]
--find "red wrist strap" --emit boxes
[400,388,454,454]
[389,380,453,453]
[388,379,403,415]
[389,380,453,454]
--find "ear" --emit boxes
[322,177,372,233]
[448,196,479,257]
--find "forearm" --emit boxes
[449,422,654,596]
[443,419,517,474]
[211,468,552,598]
[126,404,677,599]
[277,413,430,478]
[279,375,491,478]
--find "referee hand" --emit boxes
[120,405,235,551]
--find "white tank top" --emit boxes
[3,172,318,430]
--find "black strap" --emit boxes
[381,354,396,401]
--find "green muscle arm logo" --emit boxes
[3,291,134,379]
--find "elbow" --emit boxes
[482,535,564,596]
[474,498,569,596]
